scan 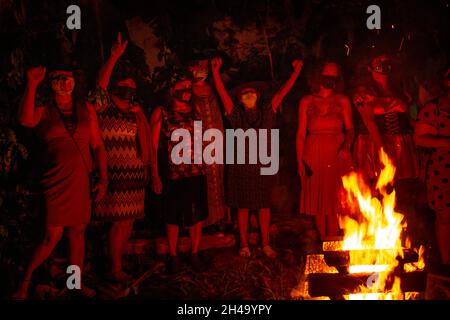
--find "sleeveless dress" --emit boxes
[94,102,146,221]
[300,98,347,237]
[160,107,208,227]
[35,101,92,227]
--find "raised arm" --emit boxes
[272,59,303,112]
[149,106,163,194]
[97,32,128,90]
[210,57,234,115]
[414,123,450,148]
[296,95,310,179]
[87,102,108,202]
[18,67,46,128]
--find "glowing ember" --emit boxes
[340,148,424,300]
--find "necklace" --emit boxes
[54,100,78,135]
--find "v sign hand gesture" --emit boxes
[111,32,128,59]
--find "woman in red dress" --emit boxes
[297,61,354,240]
[13,63,108,299]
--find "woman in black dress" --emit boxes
[211,57,303,258]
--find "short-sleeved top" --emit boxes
[161,107,206,180]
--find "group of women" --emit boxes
[12,31,450,298]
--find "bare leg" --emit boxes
[108,219,134,275]
[259,208,277,258]
[121,219,135,256]
[237,209,249,248]
[67,224,86,272]
[188,222,203,255]
[13,226,63,298]
[436,215,450,265]
[67,224,95,296]
[166,224,179,257]
[258,208,271,247]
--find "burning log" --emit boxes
[323,249,419,271]
[293,149,427,300]
[308,271,427,298]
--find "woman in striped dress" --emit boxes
[90,33,153,283]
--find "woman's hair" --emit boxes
[308,60,345,94]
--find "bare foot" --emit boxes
[11,280,31,300]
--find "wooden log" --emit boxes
[323,249,419,269]
[308,271,427,298]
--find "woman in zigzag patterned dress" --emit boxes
[95,102,146,222]
[90,33,153,283]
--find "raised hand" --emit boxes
[27,66,46,86]
[210,57,222,73]
[292,59,304,72]
[110,32,128,59]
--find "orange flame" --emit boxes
[340,149,423,300]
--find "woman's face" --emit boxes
[49,70,75,96]
[239,88,258,109]
[189,60,209,82]
[173,80,192,102]
[320,63,339,91]
[370,55,392,76]
[113,78,137,102]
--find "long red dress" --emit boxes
[35,101,92,227]
[300,98,348,238]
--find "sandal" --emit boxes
[262,245,278,258]
[239,247,251,258]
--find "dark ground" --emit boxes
[16,214,318,300]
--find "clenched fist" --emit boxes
[292,59,303,72]
[27,66,46,86]
[210,57,222,73]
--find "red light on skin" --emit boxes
[391,24,395,29]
